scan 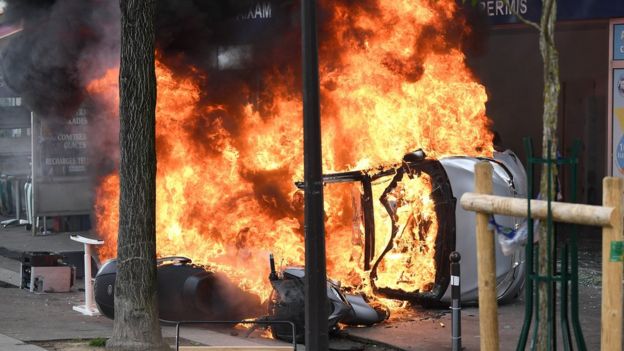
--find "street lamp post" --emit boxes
[302,0,328,349]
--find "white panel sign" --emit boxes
[609,19,624,176]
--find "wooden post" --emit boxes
[601,177,623,351]
[474,162,499,351]
[460,193,615,227]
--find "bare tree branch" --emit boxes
[544,0,557,47]
[500,0,541,31]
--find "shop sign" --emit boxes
[612,69,624,175]
[470,0,624,25]
[610,19,624,177]
[615,24,624,61]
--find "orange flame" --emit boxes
[373,174,438,293]
[89,0,491,304]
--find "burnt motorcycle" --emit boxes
[266,254,388,342]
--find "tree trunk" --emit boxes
[106,1,168,350]
[536,0,559,350]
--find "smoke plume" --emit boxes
[1,0,119,117]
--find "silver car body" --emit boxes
[438,151,527,304]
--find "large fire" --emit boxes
[90,0,491,304]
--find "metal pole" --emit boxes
[450,252,461,351]
[517,138,535,351]
[547,141,555,350]
[302,0,328,349]
[569,141,587,350]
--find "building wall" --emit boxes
[468,21,609,204]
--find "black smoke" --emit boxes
[1,0,483,117]
[0,0,484,219]
[0,0,120,117]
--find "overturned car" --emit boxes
[305,149,527,306]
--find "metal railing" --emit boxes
[161,319,297,351]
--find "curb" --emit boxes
[0,334,47,351]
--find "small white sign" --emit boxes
[451,275,460,286]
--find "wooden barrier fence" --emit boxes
[460,162,623,351]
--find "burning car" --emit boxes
[306,149,527,306]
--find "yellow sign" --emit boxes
[616,108,624,132]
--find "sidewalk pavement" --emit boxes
[0,280,300,350]
[0,334,46,351]
[0,221,301,350]
[0,219,606,350]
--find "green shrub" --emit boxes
[88,338,107,347]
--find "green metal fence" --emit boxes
[517,138,586,351]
